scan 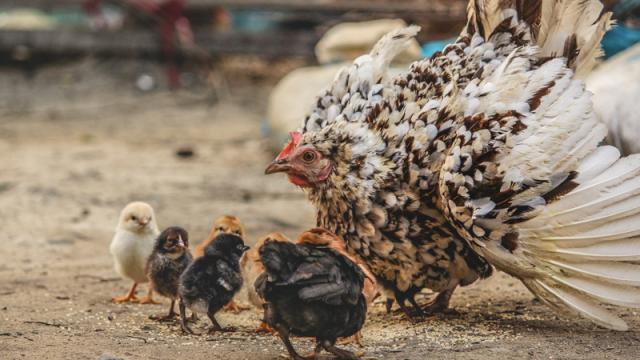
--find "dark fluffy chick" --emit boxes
[146,226,193,321]
[178,233,249,334]
[255,238,366,360]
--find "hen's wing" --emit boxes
[438,1,640,331]
[302,26,419,133]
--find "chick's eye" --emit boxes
[131,216,137,221]
[302,151,316,163]
[236,245,244,250]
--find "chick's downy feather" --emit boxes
[111,202,159,284]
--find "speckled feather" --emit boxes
[286,0,640,330]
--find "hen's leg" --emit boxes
[395,291,424,319]
[137,287,160,305]
[422,288,455,314]
[150,299,176,321]
[179,299,197,335]
[321,339,360,360]
[112,282,139,303]
[408,295,426,317]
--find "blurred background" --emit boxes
[0,2,639,358]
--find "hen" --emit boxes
[267,0,640,330]
[256,231,366,360]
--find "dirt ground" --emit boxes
[1,60,639,360]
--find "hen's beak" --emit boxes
[265,158,291,175]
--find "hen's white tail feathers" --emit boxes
[464,0,612,77]
[515,154,640,330]
[523,278,629,331]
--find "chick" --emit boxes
[194,215,249,313]
[146,226,193,321]
[193,215,245,257]
[256,228,367,360]
[240,231,291,333]
[297,228,378,347]
[178,233,249,335]
[110,201,160,304]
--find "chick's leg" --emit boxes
[222,299,250,313]
[321,339,360,360]
[255,321,275,334]
[273,323,307,360]
[112,282,139,303]
[385,298,394,314]
[136,287,160,305]
[422,287,455,315]
[338,331,363,347]
[150,299,176,321]
[179,300,197,335]
[207,304,235,334]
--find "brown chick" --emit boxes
[297,228,378,347]
[240,231,291,333]
[193,215,249,313]
[194,215,245,257]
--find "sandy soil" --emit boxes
[0,62,639,360]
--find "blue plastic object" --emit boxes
[421,38,455,58]
[602,24,640,59]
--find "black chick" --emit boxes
[255,239,366,360]
[146,226,193,321]
[178,233,249,335]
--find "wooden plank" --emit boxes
[0,28,318,58]
[0,0,466,19]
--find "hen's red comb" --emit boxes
[276,131,302,160]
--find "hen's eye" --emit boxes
[302,151,316,163]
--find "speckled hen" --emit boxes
[267,0,640,330]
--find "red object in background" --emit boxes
[84,0,194,89]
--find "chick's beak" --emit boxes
[138,218,149,226]
[265,158,291,175]
[243,245,250,252]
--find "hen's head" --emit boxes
[264,131,335,188]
